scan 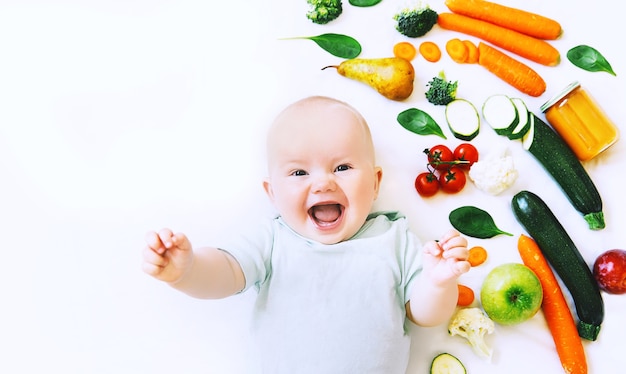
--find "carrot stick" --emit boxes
[393,41,417,61]
[463,40,479,64]
[457,284,475,306]
[467,246,487,266]
[419,41,441,62]
[477,42,546,97]
[518,234,588,374]
[446,38,469,63]
[445,0,562,40]
[437,12,560,66]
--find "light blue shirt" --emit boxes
[223,211,424,373]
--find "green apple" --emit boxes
[480,263,542,325]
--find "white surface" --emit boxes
[1,0,624,373]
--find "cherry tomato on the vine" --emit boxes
[425,144,454,170]
[439,166,466,193]
[415,171,440,197]
[453,143,479,170]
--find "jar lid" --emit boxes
[540,81,581,112]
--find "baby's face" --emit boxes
[264,98,382,244]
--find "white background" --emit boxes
[1,0,625,373]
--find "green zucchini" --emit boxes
[430,353,466,374]
[521,114,605,230]
[445,99,480,141]
[482,94,518,135]
[512,190,604,341]
[507,97,531,140]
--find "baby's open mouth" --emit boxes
[309,203,344,227]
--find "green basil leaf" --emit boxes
[449,206,513,239]
[309,33,362,58]
[567,45,616,76]
[349,0,383,6]
[397,108,447,139]
[280,33,362,59]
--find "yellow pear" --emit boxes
[322,57,415,101]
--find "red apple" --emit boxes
[593,249,626,294]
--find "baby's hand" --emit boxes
[422,229,471,285]
[142,228,194,284]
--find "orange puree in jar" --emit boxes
[541,81,619,161]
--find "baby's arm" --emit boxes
[142,228,245,299]
[406,229,470,326]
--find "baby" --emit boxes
[142,96,470,373]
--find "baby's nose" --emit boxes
[312,173,337,193]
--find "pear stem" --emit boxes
[321,65,338,70]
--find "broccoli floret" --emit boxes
[425,71,458,106]
[306,0,343,25]
[393,2,438,37]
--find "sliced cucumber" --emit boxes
[508,97,531,140]
[445,99,480,140]
[430,353,466,374]
[482,94,518,136]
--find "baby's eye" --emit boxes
[291,169,308,176]
[335,164,351,172]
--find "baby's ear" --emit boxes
[373,167,383,198]
[263,179,275,202]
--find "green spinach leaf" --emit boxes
[349,0,383,6]
[397,108,447,139]
[449,206,513,239]
[280,33,362,59]
[567,45,616,76]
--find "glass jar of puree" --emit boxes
[541,81,619,161]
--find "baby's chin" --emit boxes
[307,232,349,245]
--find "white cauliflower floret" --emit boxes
[448,307,495,361]
[469,146,518,195]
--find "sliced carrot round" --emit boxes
[463,40,479,63]
[468,246,488,267]
[393,41,417,61]
[446,38,469,63]
[419,41,441,62]
[457,284,475,306]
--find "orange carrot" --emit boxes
[437,12,560,66]
[393,41,417,61]
[445,0,562,40]
[457,284,475,306]
[418,41,441,62]
[467,246,487,266]
[477,42,546,97]
[463,40,479,63]
[518,234,588,374]
[446,38,468,63]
